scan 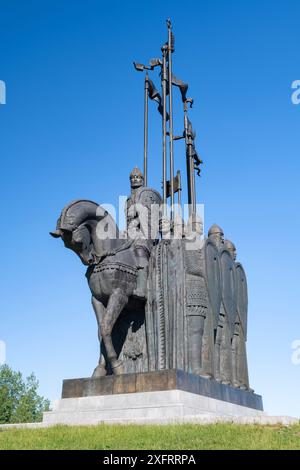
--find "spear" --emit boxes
[161,44,168,214]
[143,72,149,185]
[133,61,163,186]
[167,19,175,220]
[184,99,202,217]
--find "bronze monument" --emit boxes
[50,20,262,412]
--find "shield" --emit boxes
[235,262,248,340]
[220,249,237,338]
[135,187,162,206]
[135,187,162,239]
[204,239,222,329]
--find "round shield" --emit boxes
[135,187,162,206]
[220,248,237,338]
[204,239,222,329]
[235,262,248,340]
[135,187,162,239]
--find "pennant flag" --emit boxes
[165,72,188,102]
[192,147,203,176]
[148,77,169,120]
[171,74,188,102]
[185,117,203,176]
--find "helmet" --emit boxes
[224,239,236,252]
[130,167,143,179]
[224,239,237,260]
[208,224,224,237]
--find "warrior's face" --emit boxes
[194,220,203,237]
[225,241,237,261]
[209,232,224,249]
[130,173,143,189]
[185,216,203,239]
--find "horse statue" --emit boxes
[50,195,161,377]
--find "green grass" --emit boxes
[0,423,300,450]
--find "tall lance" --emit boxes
[144,72,149,185]
[167,71,192,216]
[134,21,202,223]
[161,43,168,214]
[167,19,175,220]
[169,73,202,218]
[163,21,189,219]
[133,60,165,186]
[183,99,203,217]
[168,66,202,218]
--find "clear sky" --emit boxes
[0,0,299,417]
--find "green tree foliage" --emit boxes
[0,365,50,424]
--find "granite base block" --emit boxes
[62,369,263,411]
[43,390,266,426]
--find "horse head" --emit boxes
[50,200,119,266]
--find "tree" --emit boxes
[0,364,50,424]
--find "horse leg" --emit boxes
[101,288,129,375]
[91,296,107,377]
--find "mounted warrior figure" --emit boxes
[50,168,161,377]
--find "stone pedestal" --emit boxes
[43,390,265,426]
[61,370,263,409]
[43,370,265,426]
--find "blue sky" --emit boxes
[0,0,299,417]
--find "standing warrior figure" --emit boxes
[225,239,250,390]
[184,215,214,378]
[208,224,233,385]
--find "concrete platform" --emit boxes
[0,390,297,428]
[0,371,297,429]
[43,390,265,426]
[62,370,263,411]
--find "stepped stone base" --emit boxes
[43,389,265,426]
[2,371,296,428]
[40,370,266,426]
[62,370,263,411]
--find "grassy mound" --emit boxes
[0,423,300,450]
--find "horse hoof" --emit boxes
[92,365,107,378]
[112,360,124,375]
